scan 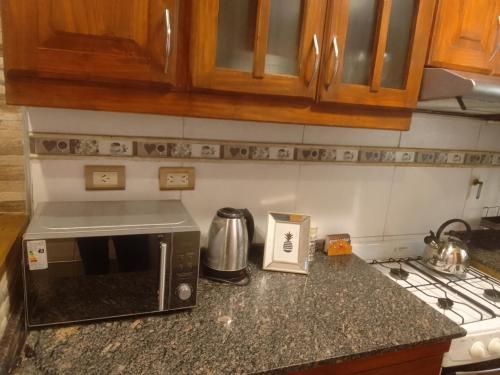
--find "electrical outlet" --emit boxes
[85,165,125,190]
[159,167,195,190]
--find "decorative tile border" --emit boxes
[29,133,500,167]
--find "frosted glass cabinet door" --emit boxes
[190,0,327,98]
[341,0,378,85]
[265,0,303,76]
[319,0,436,109]
[215,0,257,72]
[381,0,416,89]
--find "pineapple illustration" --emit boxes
[283,232,294,253]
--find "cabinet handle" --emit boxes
[489,15,500,63]
[164,9,172,74]
[325,36,339,89]
[307,34,320,86]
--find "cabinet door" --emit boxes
[3,0,180,86]
[428,0,500,75]
[190,0,327,98]
[318,0,435,109]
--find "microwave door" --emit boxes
[24,234,166,327]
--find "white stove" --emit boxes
[354,238,500,371]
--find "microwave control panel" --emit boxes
[169,231,200,310]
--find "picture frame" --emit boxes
[263,212,311,274]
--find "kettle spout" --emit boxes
[424,230,439,248]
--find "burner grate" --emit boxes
[370,257,498,326]
[389,267,409,280]
[484,289,500,302]
[437,297,454,310]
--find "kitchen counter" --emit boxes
[469,247,500,277]
[14,252,465,375]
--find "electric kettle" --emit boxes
[422,219,472,275]
[204,207,254,283]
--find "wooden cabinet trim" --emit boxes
[289,340,451,375]
[5,77,411,131]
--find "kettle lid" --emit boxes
[217,207,244,219]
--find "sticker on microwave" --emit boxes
[26,240,48,270]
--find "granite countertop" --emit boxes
[469,247,500,275]
[14,253,465,375]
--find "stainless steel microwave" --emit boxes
[22,200,200,328]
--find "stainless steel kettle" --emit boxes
[204,207,254,282]
[422,219,472,275]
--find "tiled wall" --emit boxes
[0,21,26,213]
[26,107,500,246]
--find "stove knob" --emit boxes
[176,283,192,301]
[470,341,487,359]
[488,338,500,355]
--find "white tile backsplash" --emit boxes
[400,113,483,150]
[181,161,300,246]
[477,122,500,151]
[27,107,183,138]
[303,125,400,147]
[30,159,181,204]
[183,117,304,143]
[384,167,470,235]
[26,108,500,250]
[465,168,500,209]
[295,165,394,238]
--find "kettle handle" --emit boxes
[435,219,472,242]
[240,209,255,244]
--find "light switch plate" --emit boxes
[159,167,195,190]
[85,165,125,190]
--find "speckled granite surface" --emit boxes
[469,247,500,274]
[13,253,465,375]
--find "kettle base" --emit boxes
[202,265,250,286]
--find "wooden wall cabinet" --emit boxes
[190,0,436,109]
[319,0,436,108]
[2,0,182,86]
[190,0,327,99]
[427,0,500,76]
[1,0,421,130]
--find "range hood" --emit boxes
[418,68,500,118]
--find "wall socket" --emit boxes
[159,167,195,190]
[85,165,125,190]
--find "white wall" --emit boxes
[26,107,500,246]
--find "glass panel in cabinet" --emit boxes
[216,0,257,72]
[341,0,378,85]
[266,0,304,76]
[381,0,416,89]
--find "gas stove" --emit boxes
[353,237,500,371]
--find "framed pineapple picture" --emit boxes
[263,212,311,274]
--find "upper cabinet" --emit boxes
[190,0,435,108]
[2,0,181,86]
[190,0,327,99]
[318,0,436,108]
[427,0,500,76]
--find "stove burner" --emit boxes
[484,289,500,302]
[389,268,409,280]
[437,297,454,310]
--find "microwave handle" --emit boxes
[159,241,168,310]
